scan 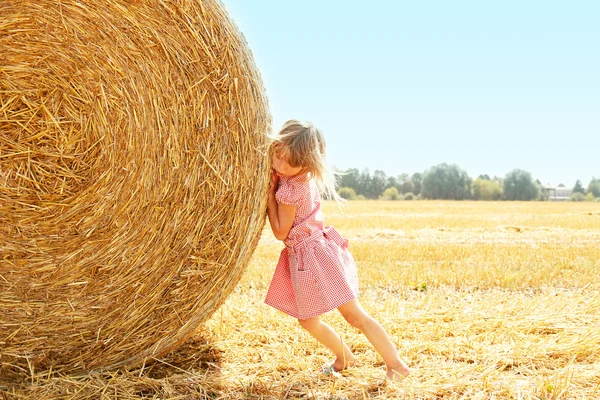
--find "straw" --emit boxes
[0,0,270,376]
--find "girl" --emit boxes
[264,120,410,382]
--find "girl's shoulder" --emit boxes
[281,172,311,188]
[276,175,312,206]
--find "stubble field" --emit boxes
[6,201,600,399]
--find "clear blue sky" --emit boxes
[223,1,599,187]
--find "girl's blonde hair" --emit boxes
[270,120,342,202]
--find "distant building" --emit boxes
[541,183,572,201]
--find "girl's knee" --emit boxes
[298,316,319,331]
[343,310,370,330]
[338,300,370,330]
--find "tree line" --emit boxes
[336,163,600,201]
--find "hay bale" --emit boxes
[0,0,270,376]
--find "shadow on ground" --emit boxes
[1,333,223,399]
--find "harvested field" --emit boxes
[3,201,599,399]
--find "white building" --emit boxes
[542,183,572,201]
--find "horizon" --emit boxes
[330,163,595,189]
[224,1,599,188]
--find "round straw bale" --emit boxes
[0,0,270,376]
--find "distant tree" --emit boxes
[472,178,502,201]
[385,175,398,190]
[339,168,360,192]
[570,192,585,202]
[403,192,415,200]
[587,178,600,198]
[585,192,596,202]
[397,173,414,194]
[535,180,549,201]
[478,174,491,180]
[338,187,357,200]
[411,172,422,196]
[421,163,472,200]
[503,169,539,201]
[369,170,387,199]
[380,187,401,200]
[358,168,372,197]
[573,180,585,194]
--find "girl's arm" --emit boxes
[267,170,297,241]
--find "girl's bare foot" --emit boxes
[330,355,358,372]
[386,360,410,381]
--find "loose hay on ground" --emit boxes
[3,201,600,399]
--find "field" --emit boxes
[5,201,600,399]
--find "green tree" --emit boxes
[339,168,360,193]
[571,192,585,202]
[503,169,539,201]
[421,163,472,200]
[411,172,422,196]
[385,175,398,190]
[472,178,502,200]
[573,180,585,194]
[587,178,600,198]
[369,170,387,199]
[337,187,357,200]
[397,173,414,194]
[585,192,596,202]
[380,187,401,200]
[358,169,372,197]
[535,180,548,201]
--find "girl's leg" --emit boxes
[337,299,410,381]
[298,316,357,371]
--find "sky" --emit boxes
[223,1,599,187]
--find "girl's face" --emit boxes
[272,151,303,177]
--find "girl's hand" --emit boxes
[265,169,296,240]
[268,169,279,202]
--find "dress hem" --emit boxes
[264,292,358,320]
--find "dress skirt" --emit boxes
[264,227,359,320]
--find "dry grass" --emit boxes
[1,0,269,375]
[3,201,599,399]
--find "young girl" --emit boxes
[264,120,410,382]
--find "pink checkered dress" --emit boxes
[264,172,359,320]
